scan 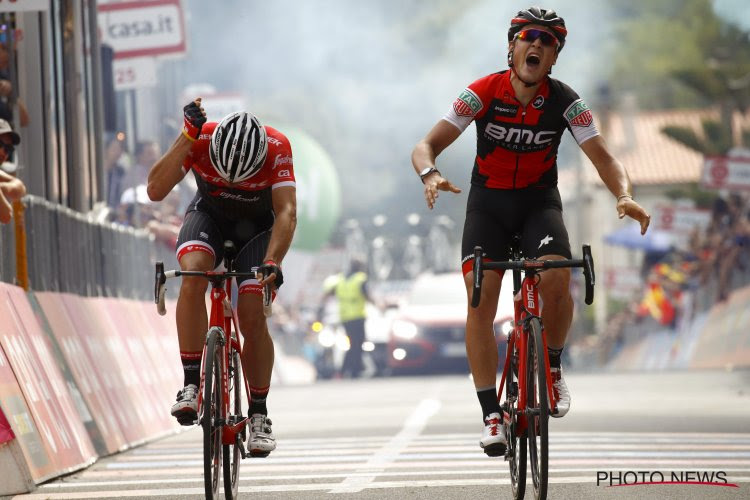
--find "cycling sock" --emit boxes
[476,386,501,421]
[548,346,564,369]
[180,351,202,387]
[250,385,270,416]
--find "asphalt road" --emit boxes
[14,369,750,500]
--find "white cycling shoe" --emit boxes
[248,414,276,457]
[479,412,507,457]
[550,367,570,417]
[171,384,198,426]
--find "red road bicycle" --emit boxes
[471,238,594,500]
[154,241,273,500]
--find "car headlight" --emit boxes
[392,320,419,340]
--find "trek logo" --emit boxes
[565,99,593,127]
[538,235,553,249]
[484,123,555,146]
[493,103,519,117]
[453,89,483,117]
[525,283,535,309]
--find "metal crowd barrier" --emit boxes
[2,195,171,301]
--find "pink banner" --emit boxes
[0,283,96,480]
[35,292,127,454]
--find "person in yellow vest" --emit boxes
[320,258,373,378]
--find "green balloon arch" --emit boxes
[276,126,341,251]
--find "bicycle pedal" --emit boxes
[175,413,198,426]
[482,442,507,457]
[249,449,271,458]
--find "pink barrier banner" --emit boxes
[0,283,96,481]
[35,292,127,455]
[95,297,182,437]
[692,287,750,369]
[57,294,153,444]
[0,344,53,480]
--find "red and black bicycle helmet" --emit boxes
[508,7,567,52]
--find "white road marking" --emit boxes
[329,397,441,494]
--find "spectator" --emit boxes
[0,43,29,127]
[103,133,130,209]
[124,140,160,193]
[0,118,23,223]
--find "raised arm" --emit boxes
[147,98,206,201]
[580,135,650,234]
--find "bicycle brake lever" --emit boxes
[582,245,595,305]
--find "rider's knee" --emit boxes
[238,309,267,341]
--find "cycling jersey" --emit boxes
[443,70,599,189]
[181,122,296,221]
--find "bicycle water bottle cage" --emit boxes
[223,240,237,270]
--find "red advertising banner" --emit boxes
[0,284,96,480]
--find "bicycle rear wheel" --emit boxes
[223,344,243,500]
[203,327,224,500]
[506,341,527,500]
[526,318,549,500]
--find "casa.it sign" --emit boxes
[701,156,750,191]
[98,0,186,59]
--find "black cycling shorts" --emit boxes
[460,184,571,275]
[175,206,272,295]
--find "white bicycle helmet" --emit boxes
[209,111,268,183]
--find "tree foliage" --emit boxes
[607,0,750,154]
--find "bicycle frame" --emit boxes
[196,273,252,446]
[498,271,556,434]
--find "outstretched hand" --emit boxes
[617,197,650,235]
[423,174,461,209]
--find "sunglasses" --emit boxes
[0,142,14,155]
[515,29,559,48]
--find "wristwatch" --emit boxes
[419,166,440,183]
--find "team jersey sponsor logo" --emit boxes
[565,99,593,127]
[532,95,545,109]
[484,123,556,150]
[277,169,291,178]
[273,154,292,168]
[267,137,282,146]
[493,103,519,117]
[208,190,261,202]
[453,89,483,117]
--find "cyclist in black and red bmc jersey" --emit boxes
[411,7,650,457]
[147,98,297,457]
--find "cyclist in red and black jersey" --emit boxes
[147,98,297,456]
[411,7,650,457]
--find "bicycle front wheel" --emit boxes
[203,327,224,500]
[526,317,549,500]
[506,340,527,500]
[223,345,242,500]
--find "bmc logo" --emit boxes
[485,123,555,145]
[525,283,535,309]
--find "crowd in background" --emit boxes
[583,191,750,366]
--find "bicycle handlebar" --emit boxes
[154,262,273,317]
[470,245,596,309]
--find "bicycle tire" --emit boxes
[506,341,527,500]
[526,317,549,500]
[203,327,224,500]
[223,346,242,500]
